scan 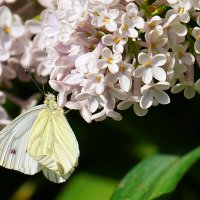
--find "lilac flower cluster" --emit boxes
[1,0,200,123]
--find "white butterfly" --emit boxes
[0,93,79,183]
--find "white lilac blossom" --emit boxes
[0,0,200,123]
[133,52,167,84]
[192,27,200,54]
[166,0,192,23]
[0,5,46,125]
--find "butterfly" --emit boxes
[0,93,79,183]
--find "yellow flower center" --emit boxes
[107,58,113,64]
[114,37,120,44]
[178,51,183,58]
[96,76,101,82]
[131,16,136,20]
[145,61,152,67]
[148,21,156,29]
[123,24,128,31]
[4,26,10,33]
[103,18,110,23]
[120,65,126,72]
[178,7,184,14]
[197,34,200,40]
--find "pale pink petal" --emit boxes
[109,9,119,19]
[65,101,82,110]
[105,21,117,32]
[110,86,127,100]
[117,100,133,110]
[81,106,92,123]
[44,26,60,37]
[25,20,42,34]
[142,68,153,84]
[128,28,138,38]
[194,40,200,54]
[92,109,107,121]
[112,54,122,63]
[138,52,150,64]
[0,6,12,26]
[0,50,9,61]
[151,54,167,67]
[133,103,148,116]
[119,74,132,92]
[154,90,170,104]
[64,73,85,85]
[152,66,166,82]
[108,63,119,74]
[134,17,145,29]
[75,93,89,101]
[102,34,114,46]
[173,24,187,36]
[179,12,190,23]
[88,97,99,113]
[126,3,138,16]
[102,47,112,58]
[107,110,122,120]
[113,44,124,54]
[133,65,146,78]
[154,82,170,90]
[10,25,25,37]
[182,53,195,65]
[140,90,153,109]
[49,80,64,92]
[96,83,104,94]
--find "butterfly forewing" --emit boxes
[0,105,44,175]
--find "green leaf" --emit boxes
[56,172,117,200]
[110,146,200,200]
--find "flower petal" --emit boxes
[151,54,167,67]
[133,65,146,78]
[154,89,170,104]
[152,66,166,82]
[138,52,150,64]
[184,86,195,99]
[133,102,148,116]
[119,74,132,92]
[140,90,153,109]
[142,68,153,84]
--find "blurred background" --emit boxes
[1,78,200,200]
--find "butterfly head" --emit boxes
[44,93,63,114]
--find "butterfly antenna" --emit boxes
[41,75,46,94]
[64,109,71,115]
[25,70,45,95]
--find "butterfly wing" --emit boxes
[42,167,75,183]
[0,105,44,175]
[27,108,79,182]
